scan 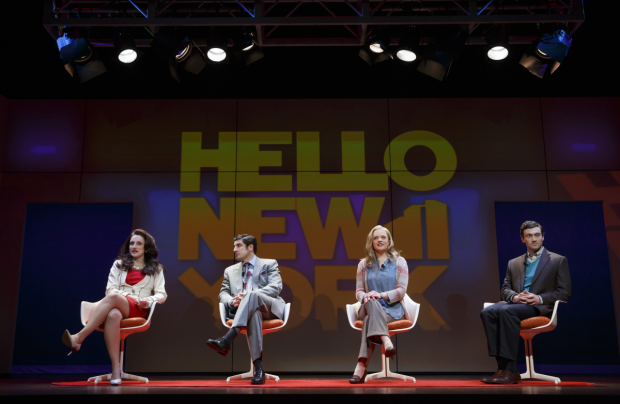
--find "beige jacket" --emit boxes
[105,260,167,308]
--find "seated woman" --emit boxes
[350,225,409,384]
[62,229,167,385]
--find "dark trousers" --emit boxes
[480,302,541,361]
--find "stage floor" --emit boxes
[2,374,620,404]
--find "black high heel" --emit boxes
[349,367,368,384]
[62,330,81,356]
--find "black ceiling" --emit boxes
[1,0,618,99]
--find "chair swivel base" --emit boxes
[365,350,415,383]
[87,372,149,384]
[226,360,279,383]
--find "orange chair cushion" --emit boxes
[354,319,413,330]
[86,318,147,329]
[520,316,550,329]
[226,319,284,329]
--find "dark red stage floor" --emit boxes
[2,374,620,404]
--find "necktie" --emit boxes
[243,263,253,292]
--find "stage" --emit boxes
[2,374,619,404]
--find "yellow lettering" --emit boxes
[178,197,235,260]
[408,265,451,331]
[314,265,357,330]
[279,266,314,330]
[236,132,292,191]
[178,267,224,329]
[297,132,388,191]
[298,197,385,259]
[236,198,297,259]
[180,132,236,192]
[385,131,457,191]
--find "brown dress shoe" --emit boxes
[481,370,501,384]
[492,370,522,384]
[349,369,368,384]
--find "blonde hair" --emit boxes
[362,225,401,268]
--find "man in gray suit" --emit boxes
[480,221,571,384]
[206,234,285,385]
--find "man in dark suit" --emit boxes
[206,234,285,385]
[480,221,571,384]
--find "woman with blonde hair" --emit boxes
[349,225,409,384]
[61,229,167,385]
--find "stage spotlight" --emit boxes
[519,26,572,78]
[395,27,421,63]
[485,25,509,61]
[232,29,264,66]
[416,28,467,81]
[359,28,392,65]
[57,28,107,84]
[151,28,206,83]
[113,30,142,64]
[206,28,229,64]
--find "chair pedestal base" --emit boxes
[86,345,149,384]
[87,372,149,384]
[226,335,280,383]
[520,334,561,385]
[365,347,415,383]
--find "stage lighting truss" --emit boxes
[43,0,585,48]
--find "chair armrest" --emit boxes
[548,300,566,327]
[483,302,494,309]
[346,302,361,329]
[281,303,291,327]
[403,294,420,327]
[218,303,230,329]
[80,300,102,326]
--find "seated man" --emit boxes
[480,221,571,384]
[206,234,285,385]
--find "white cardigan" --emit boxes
[105,260,167,308]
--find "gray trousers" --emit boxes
[230,291,278,361]
[357,299,397,360]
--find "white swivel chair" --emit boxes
[346,294,420,383]
[81,299,156,384]
[219,302,291,383]
[483,300,565,385]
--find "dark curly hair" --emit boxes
[115,229,165,276]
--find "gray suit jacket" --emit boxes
[218,257,286,320]
[500,249,571,317]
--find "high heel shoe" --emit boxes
[110,379,122,386]
[349,368,368,384]
[62,330,81,356]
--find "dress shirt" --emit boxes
[228,255,258,308]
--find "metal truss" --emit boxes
[43,0,585,47]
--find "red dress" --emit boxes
[125,268,149,319]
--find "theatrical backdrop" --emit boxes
[1,96,619,375]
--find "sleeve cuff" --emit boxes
[227,298,234,308]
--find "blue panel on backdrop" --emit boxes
[12,203,133,373]
[494,202,620,369]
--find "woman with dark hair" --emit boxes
[349,225,409,384]
[61,229,167,385]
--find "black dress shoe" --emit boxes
[251,363,266,385]
[481,370,501,384]
[491,370,522,384]
[206,338,231,357]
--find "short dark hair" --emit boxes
[234,234,258,254]
[520,221,544,238]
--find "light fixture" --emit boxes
[359,28,392,65]
[485,25,509,61]
[113,29,142,65]
[57,27,107,84]
[519,25,572,78]
[416,28,467,81]
[395,26,421,63]
[232,29,264,66]
[150,28,206,83]
[206,28,229,64]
